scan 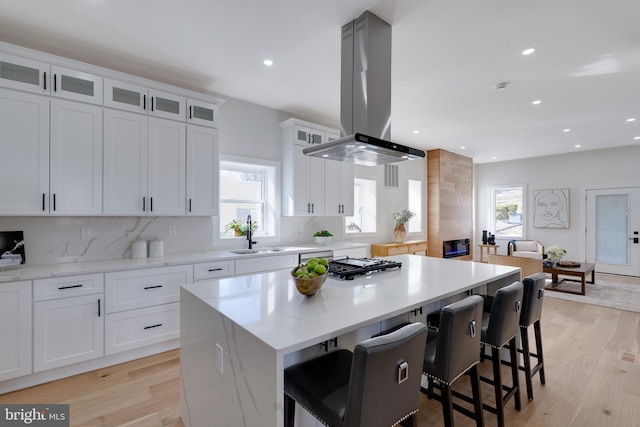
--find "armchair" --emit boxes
[508,240,545,259]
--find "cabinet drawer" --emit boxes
[105,302,180,355]
[105,265,193,313]
[235,254,299,276]
[387,246,409,256]
[34,273,104,301]
[194,260,235,280]
[408,243,427,254]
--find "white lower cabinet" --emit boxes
[33,293,104,372]
[193,259,235,281]
[0,281,32,381]
[104,265,192,355]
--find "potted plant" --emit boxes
[313,230,333,245]
[392,209,415,243]
[225,219,257,237]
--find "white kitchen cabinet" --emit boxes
[290,144,325,216]
[0,52,49,94]
[50,65,102,105]
[104,78,185,121]
[324,159,354,217]
[0,88,49,215]
[0,281,32,381]
[104,265,192,355]
[235,253,299,276]
[103,109,186,215]
[186,125,219,216]
[187,98,218,128]
[33,293,104,372]
[50,99,103,215]
[193,259,235,281]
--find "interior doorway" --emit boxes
[586,187,640,276]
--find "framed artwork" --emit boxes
[533,189,569,228]
[0,230,25,267]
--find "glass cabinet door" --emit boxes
[104,78,147,114]
[0,52,50,95]
[50,66,103,105]
[149,89,185,121]
[187,98,218,128]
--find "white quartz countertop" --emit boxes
[0,242,368,283]
[181,254,520,354]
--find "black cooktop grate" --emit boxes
[328,257,402,280]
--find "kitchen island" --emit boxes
[179,254,520,427]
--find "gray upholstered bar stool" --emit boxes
[421,295,485,427]
[517,272,546,400]
[284,322,428,427]
[479,281,524,427]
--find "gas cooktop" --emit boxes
[328,257,402,280]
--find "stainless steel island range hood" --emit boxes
[303,11,425,166]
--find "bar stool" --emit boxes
[518,272,546,400]
[421,295,485,427]
[284,322,428,427]
[479,281,524,427]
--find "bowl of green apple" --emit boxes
[291,257,329,296]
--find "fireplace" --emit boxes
[443,239,470,258]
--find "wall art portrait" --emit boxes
[533,189,569,228]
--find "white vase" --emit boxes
[315,236,331,246]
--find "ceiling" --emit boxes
[2,0,640,163]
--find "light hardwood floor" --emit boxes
[2,274,639,427]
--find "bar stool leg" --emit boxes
[509,337,521,411]
[520,325,534,400]
[469,365,484,427]
[441,382,454,427]
[491,347,506,427]
[534,320,546,385]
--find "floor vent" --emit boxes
[617,350,638,364]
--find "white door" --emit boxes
[0,88,49,215]
[586,187,640,276]
[148,118,186,216]
[103,109,148,215]
[186,125,218,216]
[50,99,103,215]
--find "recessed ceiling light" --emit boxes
[532,100,542,105]
[522,47,537,55]
[460,146,466,149]
[263,59,273,66]
[322,154,329,158]
[563,129,571,132]
[634,136,640,140]
[574,144,581,148]
[413,130,420,134]
[626,117,636,122]
[492,156,497,160]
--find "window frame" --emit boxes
[217,155,280,244]
[489,184,526,239]
[406,177,423,234]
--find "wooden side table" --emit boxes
[478,244,499,263]
[371,240,428,257]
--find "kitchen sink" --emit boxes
[229,248,286,255]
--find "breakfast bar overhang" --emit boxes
[179,254,520,427]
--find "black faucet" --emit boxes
[246,215,257,249]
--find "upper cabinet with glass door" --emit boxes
[50,66,102,105]
[104,78,186,121]
[187,98,218,128]
[0,52,50,95]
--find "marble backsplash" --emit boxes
[0,216,344,267]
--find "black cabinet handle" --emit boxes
[189,105,192,119]
[53,193,56,211]
[189,198,192,212]
[143,285,163,290]
[143,94,146,110]
[144,323,162,330]
[311,203,314,213]
[54,74,57,92]
[151,97,154,111]
[42,193,45,211]
[98,298,101,317]
[58,284,83,290]
[150,197,153,212]
[208,268,223,272]
[43,71,46,90]
[143,196,146,212]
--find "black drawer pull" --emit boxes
[144,323,163,330]
[43,71,47,90]
[144,285,163,290]
[208,268,224,272]
[58,284,83,290]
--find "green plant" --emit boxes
[392,209,415,225]
[225,219,257,236]
[313,230,333,237]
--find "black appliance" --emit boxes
[442,239,470,259]
[328,257,402,280]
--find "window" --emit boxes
[219,156,277,238]
[345,177,377,234]
[407,179,422,233]
[490,185,525,238]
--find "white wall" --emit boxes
[475,145,640,261]
[0,94,425,266]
